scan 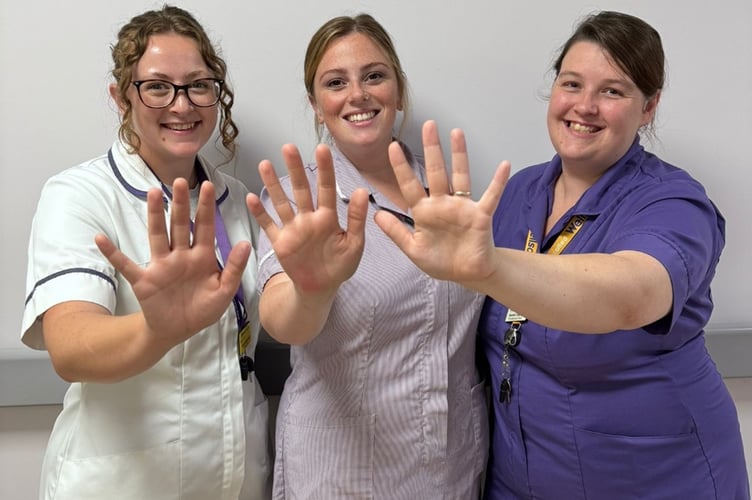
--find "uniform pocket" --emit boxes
[573,426,714,499]
[50,440,180,500]
[282,413,375,500]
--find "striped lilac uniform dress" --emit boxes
[257,143,489,500]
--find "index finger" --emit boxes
[282,143,315,213]
[388,141,427,207]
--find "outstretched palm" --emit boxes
[95,179,250,347]
[375,120,510,286]
[247,144,368,295]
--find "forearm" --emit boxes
[259,274,337,345]
[42,301,175,383]
[470,248,672,334]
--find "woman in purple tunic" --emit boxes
[377,10,749,500]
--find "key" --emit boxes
[499,378,512,404]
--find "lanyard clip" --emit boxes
[239,355,254,381]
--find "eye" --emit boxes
[141,80,172,96]
[325,78,347,89]
[602,87,624,97]
[560,80,580,90]
[364,71,385,83]
[143,80,170,91]
[190,79,212,90]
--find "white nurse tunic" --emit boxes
[22,140,271,500]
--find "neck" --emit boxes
[145,155,198,188]
[336,137,394,175]
[545,169,597,236]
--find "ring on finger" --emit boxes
[453,190,472,197]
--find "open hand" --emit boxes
[95,179,250,347]
[375,120,510,285]
[246,143,369,295]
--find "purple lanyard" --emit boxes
[163,166,248,332]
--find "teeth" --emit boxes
[569,122,597,133]
[165,123,195,131]
[347,111,375,123]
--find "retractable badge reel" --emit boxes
[500,309,525,404]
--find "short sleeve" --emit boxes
[22,169,120,349]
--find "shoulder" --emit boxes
[625,152,718,215]
[39,152,116,203]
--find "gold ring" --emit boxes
[453,191,472,197]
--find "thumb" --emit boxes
[220,240,252,295]
[374,209,414,258]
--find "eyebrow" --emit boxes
[139,70,212,81]
[557,70,632,87]
[318,61,390,80]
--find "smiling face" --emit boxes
[111,32,218,179]
[547,41,659,175]
[309,32,402,162]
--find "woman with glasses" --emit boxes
[21,5,271,499]
[246,14,488,498]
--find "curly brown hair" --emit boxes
[110,5,238,159]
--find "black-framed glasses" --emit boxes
[132,78,223,109]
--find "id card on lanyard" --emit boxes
[166,163,254,381]
[499,214,588,403]
[206,177,254,381]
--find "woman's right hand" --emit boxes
[247,143,369,296]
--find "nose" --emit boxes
[349,82,369,102]
[170,89,194,111]
[574,91,598,115]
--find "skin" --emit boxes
[246,32,405,345]
[545,41,660,232]
[42,34,248,383]
[112,33,219,186]
[309,32,402,176]
[375,43,671,335]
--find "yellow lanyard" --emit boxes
[499,214,588,404]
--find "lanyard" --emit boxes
[498,214,588,404]
[162,167,253,380]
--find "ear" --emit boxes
[109,83,126,113]
[308,94,324,124]
[641,90,661,126]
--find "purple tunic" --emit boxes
[479,138,749,499]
